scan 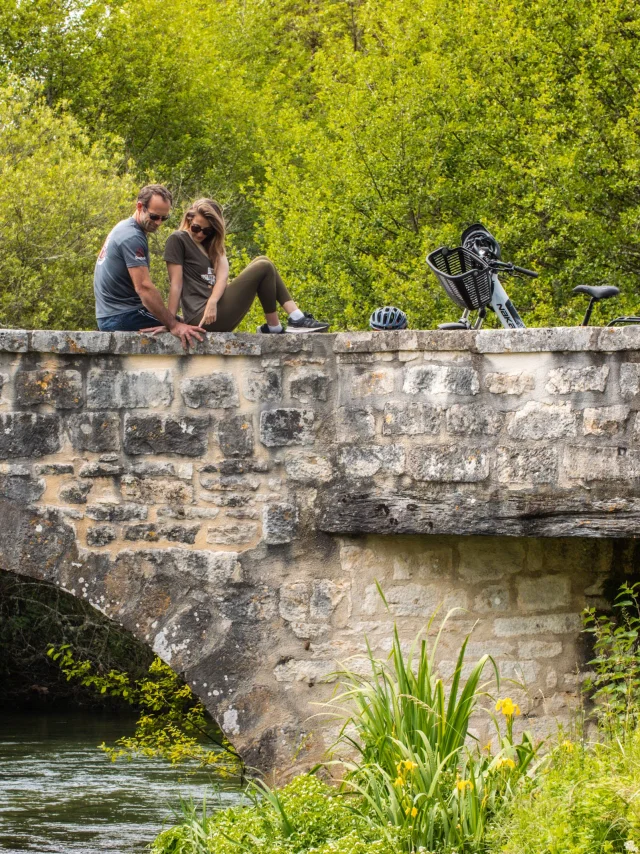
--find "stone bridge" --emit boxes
[1,326,640,773]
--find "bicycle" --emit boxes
[426,223,640,330]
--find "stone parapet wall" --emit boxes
[0,326,639,771]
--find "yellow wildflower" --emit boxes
[456,778,473,792]
[396,762,404,775]
[403,760,417,771]
[495,698,521,717]
[562,740,574,753]
[496,756,516,770]
[411,806,418,818]
[483,741,493,753]
[394,776,404,787]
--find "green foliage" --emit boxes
[150,775,396,854]
[48,645,241,775]
[3,0,640,331]
[323,609,540,852]
[0,77,135,330]
[489,733,640,854]
[583,582,640,739]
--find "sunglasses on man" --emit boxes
[189,222,216,238]
[144,207,171,222]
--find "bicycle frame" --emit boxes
[489,274,526,329]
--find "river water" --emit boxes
[0,711,242,852]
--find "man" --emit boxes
[94,185,204,349]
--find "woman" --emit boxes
[163,199,329,333]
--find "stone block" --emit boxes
[545,365,609,394]
[200,492,253,507]
[445,404,504,435]
[86,525,117,547]
[289,369,331,403]
[582,405,630,436]
[495,447,558,484]
[87,369,173,409]
[473,585,511,612]
[158,505,220,520]
[243,369,282,402]
[128,462,193,480]
[382,402,441,436]
[30,330,112,354]
[408,447,489,482]
[485,372,535,395]
[284,453,334,483]
[35,463,74,475]
[124,523,199,544]
[15,370,83,409]
[78,461,123,478]
[494,613,582,637]
[123,415,209,456]
[279,582,310,622]
[85,503,148,522]
[66,412,120,452]
[0,474,46,503]
[458,537,525,581]
[59,480,93,504]
[336,406,375,442]
[339,445,405,477]
[206,523,259,545]
[310,579,349,620]
[404,365,479,396]
[120,476,194,504]
[620,363,640,398]
[507,401,576,439]
[350,368,395,397]
[563,445,640,481]
[517,575,571,611]
[214,460,268,475]
[260,409,315,447]
[0,413,60,458]
[372,583,467,617]
[200,474,259,491]
[273,659,335,683]
[518,640,563,659]
[0,329,29,352]
[263,502,298,544]
[180,373,239,409]
[217,415,254,457]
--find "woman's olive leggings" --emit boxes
[190,256,293,332]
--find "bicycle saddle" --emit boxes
[572,285,620,301]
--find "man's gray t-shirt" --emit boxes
[94,217,150,318]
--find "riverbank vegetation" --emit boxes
[150,586,640,854]
[1,0,640,331]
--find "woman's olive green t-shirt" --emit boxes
[163,230,217,324]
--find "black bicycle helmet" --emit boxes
[369,306,408,330]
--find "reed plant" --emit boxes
[324,605,540,853]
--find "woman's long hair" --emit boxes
[179,198,226,267]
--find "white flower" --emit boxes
[624,842,638,853]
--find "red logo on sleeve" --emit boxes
[135,247,146,259]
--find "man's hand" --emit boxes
[140,325,168,336]
[169,320,206,350]
[199,301,217,327]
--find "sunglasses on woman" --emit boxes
[189,222,215,237]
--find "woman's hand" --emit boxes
[199,301,217,327]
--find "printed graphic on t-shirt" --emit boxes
[135,247,146,259]
[201,267,217,287]
[96,236,110,265]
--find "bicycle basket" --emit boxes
[426,246,493,310]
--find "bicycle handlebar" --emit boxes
[489,260,538,278]
[512,264,538,278]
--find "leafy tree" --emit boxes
[48,645,242,775]
[0,77,135,329]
